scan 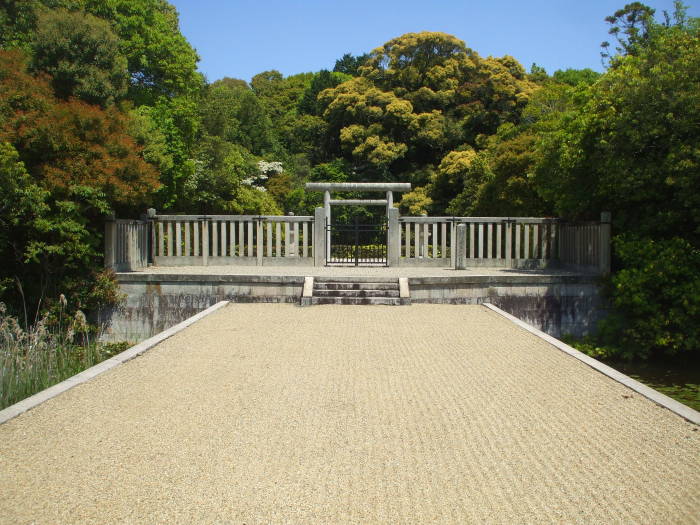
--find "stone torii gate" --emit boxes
[305,182,411,266]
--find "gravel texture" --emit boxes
[1,303,698,524]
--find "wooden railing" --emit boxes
[399,217,560,268]
[559,213,611,274]
[105,219,149,271]
[151,214,314,266]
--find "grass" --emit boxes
[0,302,129,411]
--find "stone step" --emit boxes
[313,289,400,298]
[314,282,398,291]
[311,296,401,306]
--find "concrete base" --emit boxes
[103,271,607,342]
[409,275,606,338]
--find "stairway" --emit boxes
[303,277,410,306]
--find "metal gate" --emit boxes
[326,217,387,266]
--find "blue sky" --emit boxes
[169,0,698,83]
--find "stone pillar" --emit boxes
[455,223,467,270]
[324,190,331,257]
[146,208,156,266]
[314,207,326,266]
[387,207,400,267]
[599,211,611,276]
[105,212,116,270]
[386,190,393,217]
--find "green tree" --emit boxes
[333,52,369,76]
[84,0,203,104]
[30,8,128,106]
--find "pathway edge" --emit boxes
[0,301,230,425]
[483,303,700,425]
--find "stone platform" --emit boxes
[103,265,606,342]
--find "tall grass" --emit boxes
[0,301,127,410]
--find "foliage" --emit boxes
[532,6,700,360]
[319,32,536,192]
[533,17,700,238]
[598,236,700,360]
[31,8,128,106]
[333,52,369,76]
[0,50,156,318]
[84,0,204,104]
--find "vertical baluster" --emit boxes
[166,222,173,257]
[414,223,420,258]
[523,224,530,259]
[404,223,410,257]
[184,222,190,256]
[212,221,218,257]
[158,222,164,257]
[533,223,539,259]
[266,222,272,257]
[477,224,484,258]
[219,220,225,256]
[496,223,502,259]
[194,221,199,256]
[441,223,447,259]
[422,223,429,258]
[432,223,438,258]
[229,221,235,257]
[247,221,253,256]
[487,223,493,259]
[275,222,281,257]
[175,222,182,256]
[469,223,475,258]
[256,220,263,264]
[284,222,291,256]
[303,222,308,257]
[293,222,299,256]
[515,224,521,259]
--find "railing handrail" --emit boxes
[399,216,559,224]
[153,214,313,222]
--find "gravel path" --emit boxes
[1,304,698,524]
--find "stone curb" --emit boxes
[483,303,700,426]
[0,301,230,426]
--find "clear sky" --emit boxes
[168,0,697,83]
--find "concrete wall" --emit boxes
[409,275,607,338]
[100,274,304,342]
[103,273,607,343]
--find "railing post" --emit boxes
[450,219,456,268]
[314,207,325,266]
[599,211,612,276]
[455,224,467,270]
[105,212,116,270]
[200,216,209,266]
[505,219,513,268]
[387,207,400,267]
[146,208,156,266]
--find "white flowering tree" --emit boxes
[242,160,283,191]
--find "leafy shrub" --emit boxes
[599,236,700,360]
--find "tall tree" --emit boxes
[31,8,128,106]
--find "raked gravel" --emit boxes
[0,303,698,524]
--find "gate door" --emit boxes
[326,217,387,266]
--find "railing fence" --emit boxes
[106,210,610,274]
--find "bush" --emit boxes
[599,236,700,360]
